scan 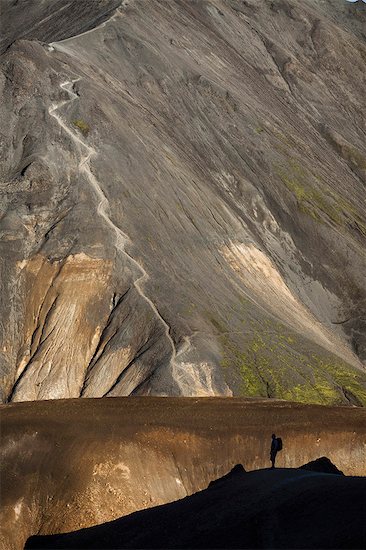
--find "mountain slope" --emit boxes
[0,0,366,402]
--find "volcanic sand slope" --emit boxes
[0,0,366,402]
[1,398,365,549]
[26,466,366,549]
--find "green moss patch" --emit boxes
[274,159,366,234]
[275,161,342,224]
[216,317,366,406]
[72,119,90,137]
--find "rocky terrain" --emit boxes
[1,397,365,549]
[26,461,366,549]
[1,0,366,402]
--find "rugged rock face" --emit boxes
[1,397,365,549]
[1,0,366,402]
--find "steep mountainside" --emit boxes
[0,0,366,402]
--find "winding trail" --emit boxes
[48,8,122,52]
[49,79,190,394]
[46,4,219,395]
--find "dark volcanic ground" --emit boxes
[1,398,365,549]
[0,0,366,403]
[26,463,366,549]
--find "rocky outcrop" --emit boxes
[208,462,246,488]
[300,456,344,475]
[1,398,365,549]
[1,0,366,402]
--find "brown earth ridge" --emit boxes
[1,0,366,402]
[25,464,366,549]
[1,397,366,549]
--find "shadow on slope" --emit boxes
[26,458,366,549]
[0,0,121,53]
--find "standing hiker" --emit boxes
[270,433,283,468]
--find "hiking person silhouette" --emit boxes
[270,433,282,469]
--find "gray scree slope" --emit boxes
[0,0,366,403]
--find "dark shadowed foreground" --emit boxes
[1,398,365,549]
[26,462,366,549]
